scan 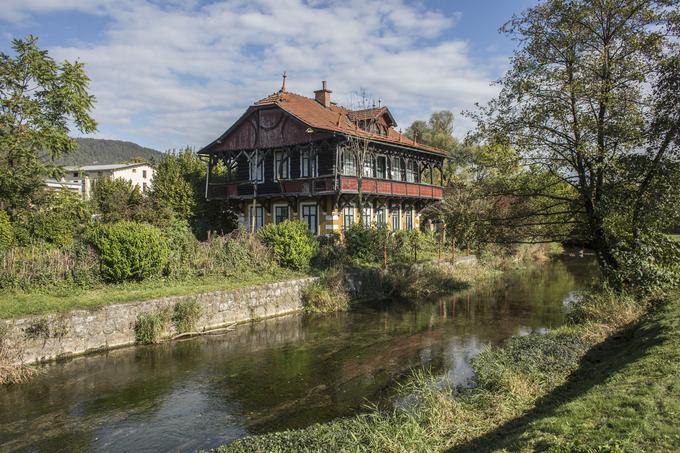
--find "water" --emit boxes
[0,256,597,452]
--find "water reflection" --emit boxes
[0,256,597,452]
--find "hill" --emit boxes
[53,138,164,166]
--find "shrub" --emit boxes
[134,309,169,344]
[0,242,100,291]
[344,224,387,265]
[311,233,348,270]
[172,299,202,333]
[161,219,198,278]
[85,221,170,283]
[0,212,13,252]
[257,220,318,271]
[302,268,349,314]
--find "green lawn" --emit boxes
[0,270,306,319]
[668,234,680,242]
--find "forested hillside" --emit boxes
[53,138,164,165]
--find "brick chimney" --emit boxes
[314,81,332,108]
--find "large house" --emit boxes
[59,162,154,199]
[199,81,445,235]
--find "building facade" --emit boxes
[199,81,445,235]
[61,163,155,199]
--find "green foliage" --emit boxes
[344,224,388,265]
[405,111,459,153]
[0,212,12,251]
[90,177,143,223]
[0,242,100,291]
[257,220,318,271]
[134,309,169,344]
[12,190,91,247]
[302,268,349,314]
[151,148,237,238]
[0,35,96,211]
[172,299,202,333]
[310,233,348,270]
[161,219,198,278]
[85,221,169,283]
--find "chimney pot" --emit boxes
[314,81,332,108]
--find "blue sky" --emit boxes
[1,0,538,151]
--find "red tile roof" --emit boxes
[254,91,446,156]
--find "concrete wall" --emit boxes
[1,277,316,366]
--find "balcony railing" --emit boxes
[206,175,443,200]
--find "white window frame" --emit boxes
[249,155,264,183]
[405,205,414,231]
[342,149,357,176]
[376,155,387,179]
[376,206,387,226]
[300,202,319,235]
[248,205,265,231]
[273,204,290,224]
[274,150,290,180]
[343,205,356,230]
[391,206,401,231]
[391,157,403,181]
[362,205,373,227]
[362,154,374,178]
[406,159,416,183]
[300,149,318,178]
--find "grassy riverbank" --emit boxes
[0,269,303,319]
[214,291,680,452]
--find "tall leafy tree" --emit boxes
[470,0,680,279]
[0,35,97,211]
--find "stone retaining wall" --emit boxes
[1,277,317,366]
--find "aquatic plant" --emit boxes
[134,309,169,344]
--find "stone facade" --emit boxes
[1,277,316,366]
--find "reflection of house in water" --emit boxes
[49,162,155,199]
[199,80,446,235]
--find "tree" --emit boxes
[91,177,144,223]
[470,0,680,280]
[0,35,96,212]
[405,111,459,154]
[151,148,237,238]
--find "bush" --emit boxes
[311,233,348,270]
[161,219,198,278]
[172,299,202,333]
[344,224,387,265]
[0,242,100,291]
[85,221,170,283]
[0,212,12,252]
[302,268,349,313]
[257,220,317,271]
[134,309,169,344]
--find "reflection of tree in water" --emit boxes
[0,257,598,451]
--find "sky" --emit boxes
[0,0,538,151]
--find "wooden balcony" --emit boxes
[206,175,443,200]
[339,176,443,199]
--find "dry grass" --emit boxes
[0,324,37,385]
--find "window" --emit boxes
[342,150,357,176]
[391,157,403,181]
[376,155,387,179]
[72,172,78,178]
[406,160,416,183]
[405,206,414,231]
[142,182,148,193]
[391,206,401,231]
[132,168,136,173]
[143,170,147,179]
[362,155,374,178]
[362,206,372,227]
[274,150,290,180]
[343,205,355,230]
[249,155,264,182]
[274,205,289,224]
[301,149,317,178]
[376,206,387,226]
[248,206,264,231]
[301,204,318,235]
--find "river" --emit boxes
[0,256,597,452]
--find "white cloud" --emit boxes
[3,0,503,150]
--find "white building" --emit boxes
[61,163,155,199]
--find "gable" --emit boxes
[208,106,334,152]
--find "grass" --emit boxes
[668,234,680,243]
[0,269,304,319]
[211,290,680,452]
